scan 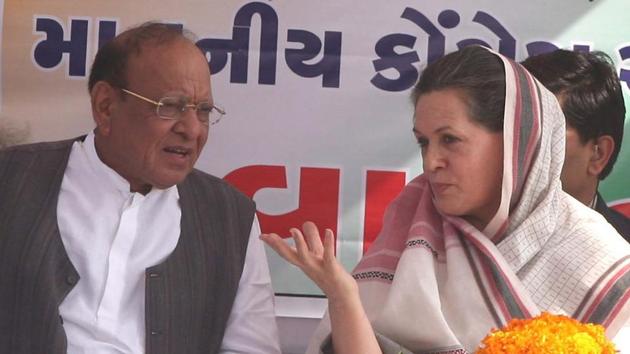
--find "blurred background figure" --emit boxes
[523,50,630,241]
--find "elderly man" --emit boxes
[0,22,280,353]
[523,49,630,242]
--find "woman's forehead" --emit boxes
[414,90,474,131]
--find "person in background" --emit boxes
[262,46,630,353]
[522,50,630,241]
[0,22,280,354]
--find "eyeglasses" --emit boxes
[120,88,226,126]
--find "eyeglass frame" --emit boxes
[120,88,226,126]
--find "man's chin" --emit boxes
[150,172,192,190]
[153,179,185,190]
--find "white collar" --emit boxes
[81,131,178,199]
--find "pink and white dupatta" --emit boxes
[308,49,630,353]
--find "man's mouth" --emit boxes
[163,146,192,157]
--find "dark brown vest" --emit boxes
[0,138,254,354]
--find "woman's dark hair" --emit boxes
[412,45,506,132]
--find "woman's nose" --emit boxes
[422,146,446,172]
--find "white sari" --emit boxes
[308,48,630,353]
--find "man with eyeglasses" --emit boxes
[0,22,281,354]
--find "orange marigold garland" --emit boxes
[476,312,617,354]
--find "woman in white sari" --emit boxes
[262,46,630,353]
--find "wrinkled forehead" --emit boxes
[128,39,209,76]
[126,39,211,98]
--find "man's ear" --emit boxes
[588,135,615,177]
[90,81,118,136]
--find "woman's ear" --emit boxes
[90,81,118,137]
[587,135,615,177]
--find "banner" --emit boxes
[1,0,629,296]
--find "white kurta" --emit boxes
[57,132,280,354]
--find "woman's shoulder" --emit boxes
[553,191,629,248]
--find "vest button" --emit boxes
[151,330,162,335]
[148,272,161,278]
[66,274,78,285]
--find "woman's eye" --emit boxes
[416,137,428,148]
[442,135,459,144]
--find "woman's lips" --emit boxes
[430,182,453,194]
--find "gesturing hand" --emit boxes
[262,222,382,354]
[260,221,358,302]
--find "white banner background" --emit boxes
[2,0,630,298]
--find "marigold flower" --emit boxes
[476,312,617,353]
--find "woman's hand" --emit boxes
[262,222,382,354]
[260,221,358,302]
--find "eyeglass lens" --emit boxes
[157,97,222,124]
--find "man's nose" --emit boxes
[172,108,206,139]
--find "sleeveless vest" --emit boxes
[0,138,254,354]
